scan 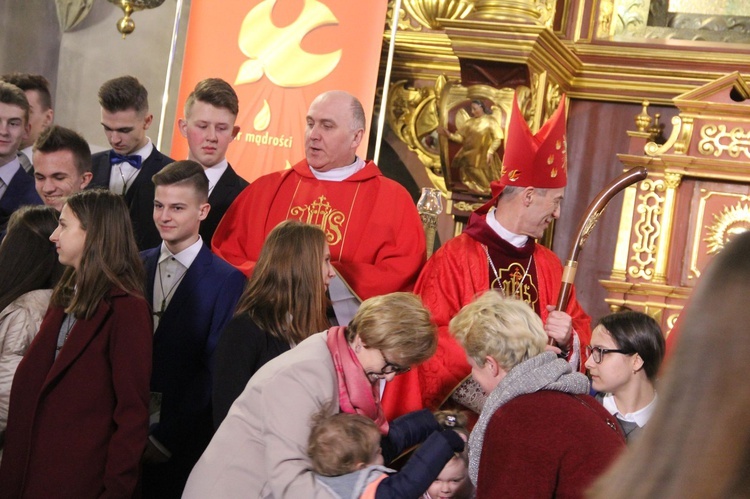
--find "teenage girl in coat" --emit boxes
[0,189,152,499]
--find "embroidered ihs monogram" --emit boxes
[290,195,345,246]
[490,261,538,306]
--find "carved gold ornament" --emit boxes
[453,201,483,212]
[645,115,694,156]
[629,179,665,280]
[386,81,446,191]
[402,0,475,30]
[704,201,750,255]
[699,124,750,159]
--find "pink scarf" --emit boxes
[326,326,389,434]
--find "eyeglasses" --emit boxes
[371,351,411,376]
[586,345,631,364]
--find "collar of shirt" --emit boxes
[20,145,33,164]
[202,159,228,195]
[309,156,366,181]
[0,157,21,186]
[602,392,658,427]
[158,237,203,269]
[486,207,529,248]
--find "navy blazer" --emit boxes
[203,164,248,246]
[90,147,174,250]
[0,164,42,235]
[141,243,245,465]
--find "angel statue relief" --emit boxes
[439,99,504,195]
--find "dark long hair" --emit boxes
[50,190,145,319]
[234,220,329,345]
[0,205,63,312]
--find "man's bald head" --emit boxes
[304,91,366,172]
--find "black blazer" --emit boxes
[0,164,42,235]
[203,164,248,246]
[90,147,174,250]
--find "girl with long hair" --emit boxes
[0,206,63,448]
[0,189,152,498]
[212,220,334,426]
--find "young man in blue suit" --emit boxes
[89,75,173,249]
[0,82,42,237]
[140,160,246,498]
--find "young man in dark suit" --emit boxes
[0,82,42,236]
[0,73,54,173]
[178,78,248,244]
[89,75,173,249]
[140,160,245,498]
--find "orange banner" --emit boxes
[169,0,388,182]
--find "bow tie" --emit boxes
[109,151,142,169]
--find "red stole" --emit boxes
[265,168,366,265]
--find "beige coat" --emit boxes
[0,289,52,437]
[183,331,338,498]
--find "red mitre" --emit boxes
[478,94,568,213]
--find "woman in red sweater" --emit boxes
[450,292,624,498]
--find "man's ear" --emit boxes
[80,171,93,190]
[143,113,154,130]
[522,186,535,207]
[42,108,54,129]
[351,128,364,150]
[198,202,211,221]
[178,118,188,138]
[231,125,240,139]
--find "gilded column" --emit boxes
[653,172,682,284]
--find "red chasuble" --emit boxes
[211,160,426,300]
[381,212,591,420]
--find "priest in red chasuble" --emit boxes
[382,95,592,420]
[212,91,425,324]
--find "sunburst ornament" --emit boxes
[704,201,750,254]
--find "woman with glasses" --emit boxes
[585,311,665,442]
[183,292,437,499]
[450,292,624,498]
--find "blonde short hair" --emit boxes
[450,291,546,371]
[346,292,436,367]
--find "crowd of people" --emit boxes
[0,71,746,499]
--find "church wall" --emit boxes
[1,1,186,154]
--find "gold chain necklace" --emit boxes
[155,261,187,318]
[482,244,533,299]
